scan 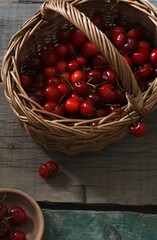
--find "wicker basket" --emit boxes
[1,0,157,154]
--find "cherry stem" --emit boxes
[56,74,73,90]
[0,194,7,203]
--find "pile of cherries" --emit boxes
[0,195,27,240]
[19,14,157,136]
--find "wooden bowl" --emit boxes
[0,188,44,240]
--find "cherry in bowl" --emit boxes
[0,188,44,240]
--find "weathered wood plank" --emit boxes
[1,82,157,204]
[0,3,41,68]
[43,210,157,240]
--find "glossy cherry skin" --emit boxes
[92,53,108,68]
[43,101,63,116]
[139,63,152,78]
[114,33,126,49]
[132,49,148,65]
[111,26,125,39]
[80,99,96,118]
[39,160,60,180]
[121,37,138,55]
[44,85,61,102]
[129,121,147,137]
[73,81,88,96]
[98,83,117,103]
[149,49,157,66]
[86,92,101,107]
[65,97,80,113]
[68,60,79,73]
[9,206,27,224]
[10,230,26,240]
[76,55,87,68]
[71,70,87,84]
[101,69,117,85]
[81,41,99,58]
[71,28,88,47]
[87,69,101,85]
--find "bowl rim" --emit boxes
[0,188,44,240]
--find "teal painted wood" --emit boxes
[42,210,157,240]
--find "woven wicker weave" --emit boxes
[1,0,157,154]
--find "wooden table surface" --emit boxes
[1,0,157,206]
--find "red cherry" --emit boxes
[87,69,101,85]
[43,66,56,79]
[57,83,71,97]
[76,55,87,67]
[20,74,33,91]
[138,40,150,51]
[55,61,68,73]
[129,121,147,137]
[44,85,61,102]
[55,43,69,58]
[139,62,152,78]
[81,41,99,58]
[86,92,101,107]
[98,83,117,103]
[65,97,80,113]
[111,26,125,39]
[59,71,71,83]
[10,230,26,240]
[92,53,108,68]
[123,55,133,68]
[43,101,63,115]
[71,28,88,47]
[71,70,87,84]
[149,49,157,66]
[9,206,27,224]
[101,69,117,85]
[114,33,126,49]
[80,99,96,118]
[68,60,79,73]
[39,160,60,180]
[73,80,88,96]
[126,24,144,40]
[132,49,148,65]
[121,37,138,55]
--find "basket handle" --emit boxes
[40,0,149,118]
